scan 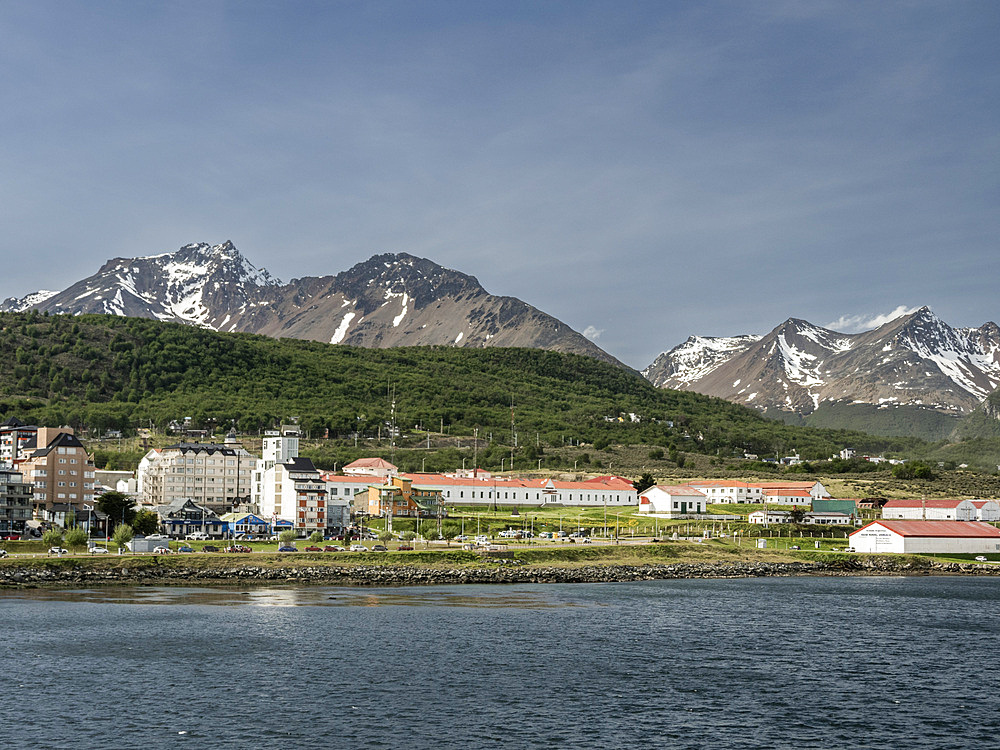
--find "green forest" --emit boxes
[0,310,994,466]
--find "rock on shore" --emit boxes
[1,557,998,588]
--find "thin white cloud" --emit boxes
[825,306,919,334]
[582,325,603,341]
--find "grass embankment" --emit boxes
[0,540,840,576]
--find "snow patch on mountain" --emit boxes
[642,334,761,387]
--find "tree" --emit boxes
[441,522,460,545]
[278,530,296,546]
[788,507,807,524]
[42,528,64,551]
[401,531,417,542]
[111,523,134,554]
[633,473,656,493]
[378,530,393,543]
[309,531,325,543]
[65,526,89,552]
[419,521,439,540]
[98,491,137,527]
[132,509,160,537]
[647,448,664,460]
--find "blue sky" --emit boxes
[1,1,997,368]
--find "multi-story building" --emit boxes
[138,434,256,516]
[0,466,33,536]
[0,417,37,467]
[361,475,444,521]
[256,457,329,535]
[20,427,96,512]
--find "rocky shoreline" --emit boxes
[2,557,999,588]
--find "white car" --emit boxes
[185,532,210,541]
[146,534,169,540]
[975,556,988,562]
[49,547,69,555]
[89,546,109,554]
[153,546,171,555]
[349,544,368,552]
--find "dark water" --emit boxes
[3,576,999,749]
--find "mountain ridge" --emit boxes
[643,307,1000,424]
[2,242,624,367]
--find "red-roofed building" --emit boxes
[881,498,977,521]
[389,473,637,507]
[637,485,706,517]
[850,520,1000,554]
[343,457,398,479]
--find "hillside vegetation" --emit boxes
[0,310,956,465]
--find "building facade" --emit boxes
[20,427,96,512]
[850,520,1000,554]
[638,485,707,517]
[881,498,978,521]
[139,438,256,515]
[0,467,33,536]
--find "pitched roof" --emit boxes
[851,520,1000,538]
[643,485,705,496]
[687,480,749,488]
[883,498,971,509]
[345,457,398,469]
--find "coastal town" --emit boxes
[2,417,999,562]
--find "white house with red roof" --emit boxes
[343,457,398,479]
[391,473,637,507]
[685,480,761,504]
[850,520,1000,554]
[881,498,977,521]
[749,481,831,502]
[638,485,706,517]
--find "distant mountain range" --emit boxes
[2,241,623,367]
[6,242,998,440]
[642,308,1000,437]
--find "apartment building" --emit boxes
[0,466,33,535]
[20,427,96,512]
[138,435,256,516]
[0,417,37,466]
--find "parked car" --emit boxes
[397,545,414,551]
[371,544,388,552]
[976,556,988,562]
[146,534,169,540]
[225,544,252,553]
[278,546,298,552]
[49,547,69,555]
[177,545,195,553]
[304,545,323,552]
[349,544,368,552]
[90,546,109,554]
[153,546,171,555]
[202,545,220,552]
[323,545,344,552]
[2,534,20,540]
[185,532,210,541]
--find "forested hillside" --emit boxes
[0,311,926,460]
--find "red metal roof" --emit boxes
[851,520,1000,538]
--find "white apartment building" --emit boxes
[139,436,256,516]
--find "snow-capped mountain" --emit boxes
[0,289,58,312]
[643,308,1000,416]
[2,241,280,327]
[3,242,622,366]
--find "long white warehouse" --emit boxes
[850,520,1000,554]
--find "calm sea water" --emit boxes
[3,576,999,749]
